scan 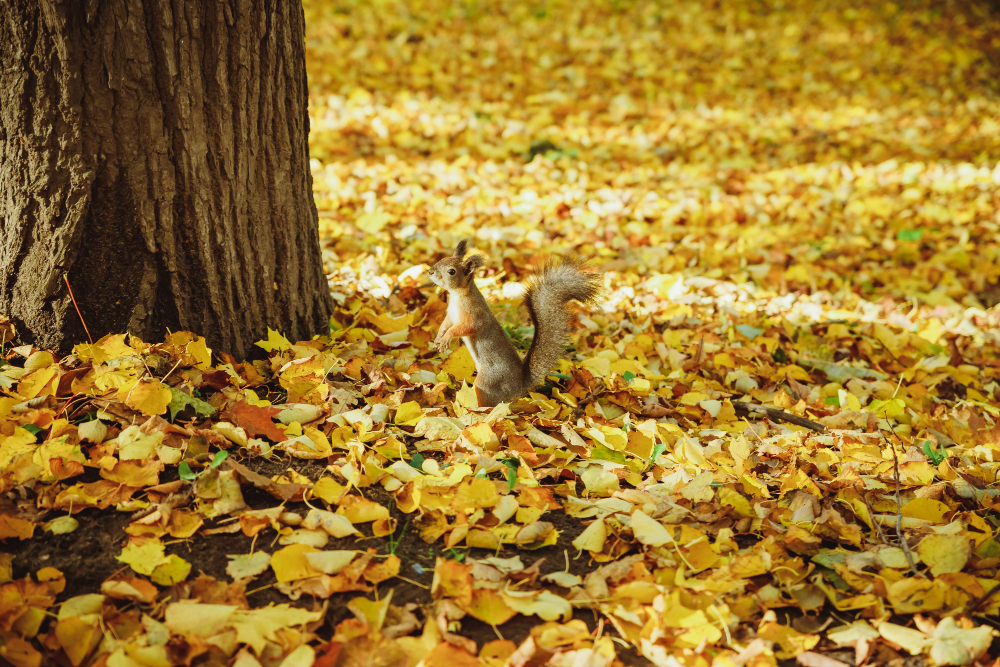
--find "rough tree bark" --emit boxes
[0,0,334,359]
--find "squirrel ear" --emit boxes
[463,253,484,274]
[454,239,469,259]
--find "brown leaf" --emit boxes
[221,400,286,442]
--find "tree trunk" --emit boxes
[0,0,334,359]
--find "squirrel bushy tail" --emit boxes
[521,260,603,392]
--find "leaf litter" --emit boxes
[3,0,1000,665]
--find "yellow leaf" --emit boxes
[929,618,995,666]
[0,553,12,583]
[162,601,237,638]
[579,467,619,496]
[120,380,172,416]
[461,421,497,447]
[442,345,476,382]
[17,367,57,399]
[781,365,813,382]
[684,538,720,572]
[718,487,754,517]
[117,539,170,576]
[714,353,735,368]
[680,472,715,503]
[896,461,936,486]
[255,328,292,353]
[451,478,500,513]
[629,510,671,547]
[303,551,357,575]
[270,544,321,582]
[150,554,191,585]
[758,621,819,660]
[337,496,390,523]
[455,381,479,408]
[348,594,392,633]
[394,401,424,425]
[873,323,899,354]
[187,337,213,370]
[610,359,643,377]
[355,211,392,234]
[501,589,571,621]
[580,356,611,377]
[739,474,771,499]
[572,518,607,553]
[916,534,970,576]
[55,616,99,667]
[0,514,34,540]
[679,391,709,406]
[464,588,517,625]
[887,578,945,614]
[312,477,348,504]
[226,552,272,580]
[363,554,401,584]
[361,309,414,334]
[0,632,44,667]
[877,622,933,655]
[43,517,79,536]
[901,497,952,523]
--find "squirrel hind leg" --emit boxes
[473,377,520,408]
[474,385,490,408]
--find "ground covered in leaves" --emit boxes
[3,0,1000,666]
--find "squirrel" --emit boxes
[428,239,603,407]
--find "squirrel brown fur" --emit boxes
[429,239,603,407]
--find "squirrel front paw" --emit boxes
[433,335,452,350]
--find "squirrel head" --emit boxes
[429,239,484,290]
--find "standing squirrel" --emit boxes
[429,240,603,407]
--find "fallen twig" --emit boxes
[130,487,193,521]
[862,493,889,545]
[967,580,1000,615]
[731,402,827,433]
[63,274,93,345]
[880,417,925,579]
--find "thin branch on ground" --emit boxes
[967,580,1000,615]
[731,401,827,433]
[880,416,925,579]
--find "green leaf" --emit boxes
[210,450,229,469]
[922,440,945,465]
[824,396,841,406]
[772,348,788,363]
[168,387,217,421]
[592,444,627,465]
[22,424,42,438]
[735,324,763,340]
[644,442,667,471]
[811,548,846,569]
[622,371,636,381]
[502,457,519,491]
[408,452,425,471]
[897,229,923,241]
[178,461,199,481]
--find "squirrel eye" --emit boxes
[448,268,456,275]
